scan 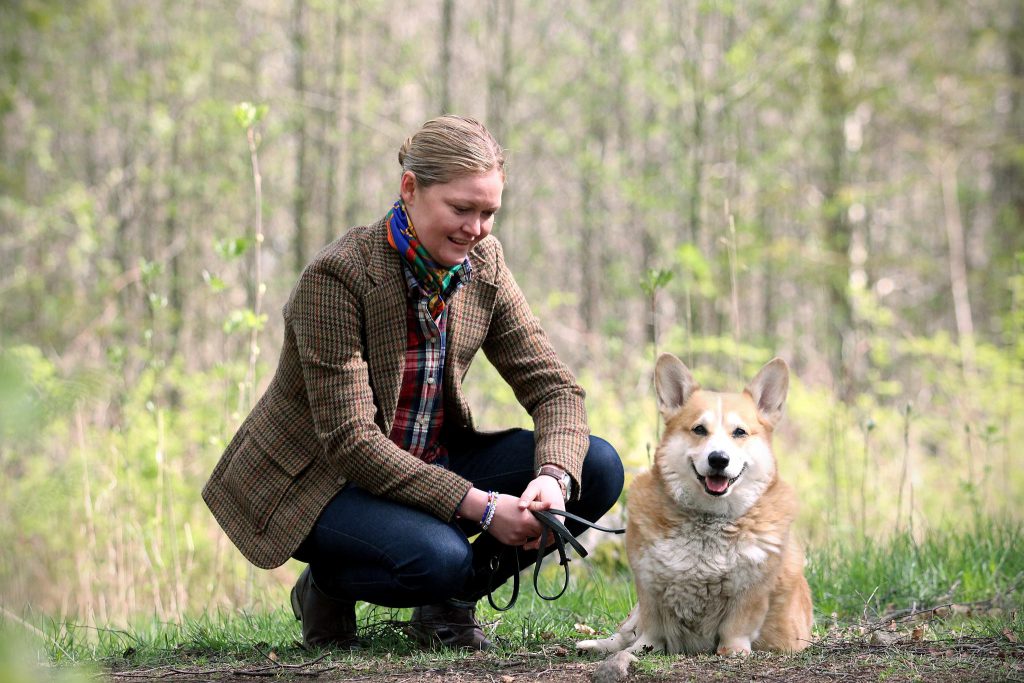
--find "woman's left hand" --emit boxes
[517,475,564,551]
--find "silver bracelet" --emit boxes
[480,491,498,531]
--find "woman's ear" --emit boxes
[400,171,417,206]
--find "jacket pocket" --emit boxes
[247,420,318,477]
[222,430,304,533]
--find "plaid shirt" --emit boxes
[387,261,472,467]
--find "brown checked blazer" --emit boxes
[202,217,589,569]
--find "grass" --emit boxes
[1,518,1021,681]
[808,517,1024,619]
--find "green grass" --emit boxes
[1,518,1021,679]
[808,517,1024,620]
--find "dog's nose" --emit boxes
[708,451,730,470]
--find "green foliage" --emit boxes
[222,309,268,335]
[213,237,252,261]
[809,519,1024,619]
[673,244,716,298]
[232,102,268,130]
[639,268,673,297]
[0,345,87,445]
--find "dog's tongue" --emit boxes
[705,475,730,493]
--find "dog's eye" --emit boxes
[732,428,748,438]
[692,425,708,436]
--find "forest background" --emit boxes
[0,0,1021,632]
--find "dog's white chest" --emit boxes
[634,520,771,649]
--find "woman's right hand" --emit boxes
[459,488,546,547]
[486,493,547,547]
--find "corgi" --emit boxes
[578,354,813,656]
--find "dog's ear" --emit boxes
[745,357,789,427]
[655,353,700,420]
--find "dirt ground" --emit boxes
[102,635,1024,683]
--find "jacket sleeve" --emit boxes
[481,239,590,497]
[287,258,472,520]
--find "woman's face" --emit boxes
[400,168,503,267]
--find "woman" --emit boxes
[203,115,623,651]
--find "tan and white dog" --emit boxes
[578,354,813,656]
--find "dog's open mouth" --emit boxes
[691,462,747,496]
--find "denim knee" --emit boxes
[393,527,474,600]
[581,435,625,509]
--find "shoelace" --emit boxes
[486,509,625,611]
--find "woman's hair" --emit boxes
[398,115,505,187]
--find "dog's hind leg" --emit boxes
[577,603,641,654]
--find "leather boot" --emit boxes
[405,601,493,651]
[290,566,359,649]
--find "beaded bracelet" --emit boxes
[479,491,498,531]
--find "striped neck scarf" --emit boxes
[385,198,464,319]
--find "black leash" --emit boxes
[486,509,625,611]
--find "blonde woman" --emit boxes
[203,115,623,651]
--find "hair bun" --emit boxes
[398,136,413,167]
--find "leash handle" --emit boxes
[485,508,625,611]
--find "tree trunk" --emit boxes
[342,5,364,230]
[323,1,346,246]
[939,155,976,374]
[819,0,854,399]
[485,0,514,248]
[291,0,309,274]
[440,0,454,113]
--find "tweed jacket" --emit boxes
[202,217,590,569]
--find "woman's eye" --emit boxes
[692,425,708,436]
[732,428,748,438]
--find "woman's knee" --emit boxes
[393,528,473,598]
[581,435,624,508]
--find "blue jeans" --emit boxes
[293,428,624,607]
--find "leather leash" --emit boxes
[486,509,625,611]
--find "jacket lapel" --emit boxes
[444,243,498,393]
[363,220,406,432]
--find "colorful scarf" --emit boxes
[385,199,464,319]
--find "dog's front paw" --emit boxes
[577,637,616,653]
[716,643,751,657]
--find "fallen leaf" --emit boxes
[540,631,555,640]
[1003,628,1019,644]
[552,645,568,657]
[574,623,597,635]
[911,627,924,642]
[268,651,278,662]
[870,630,900,646]
[501,676,514,683]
